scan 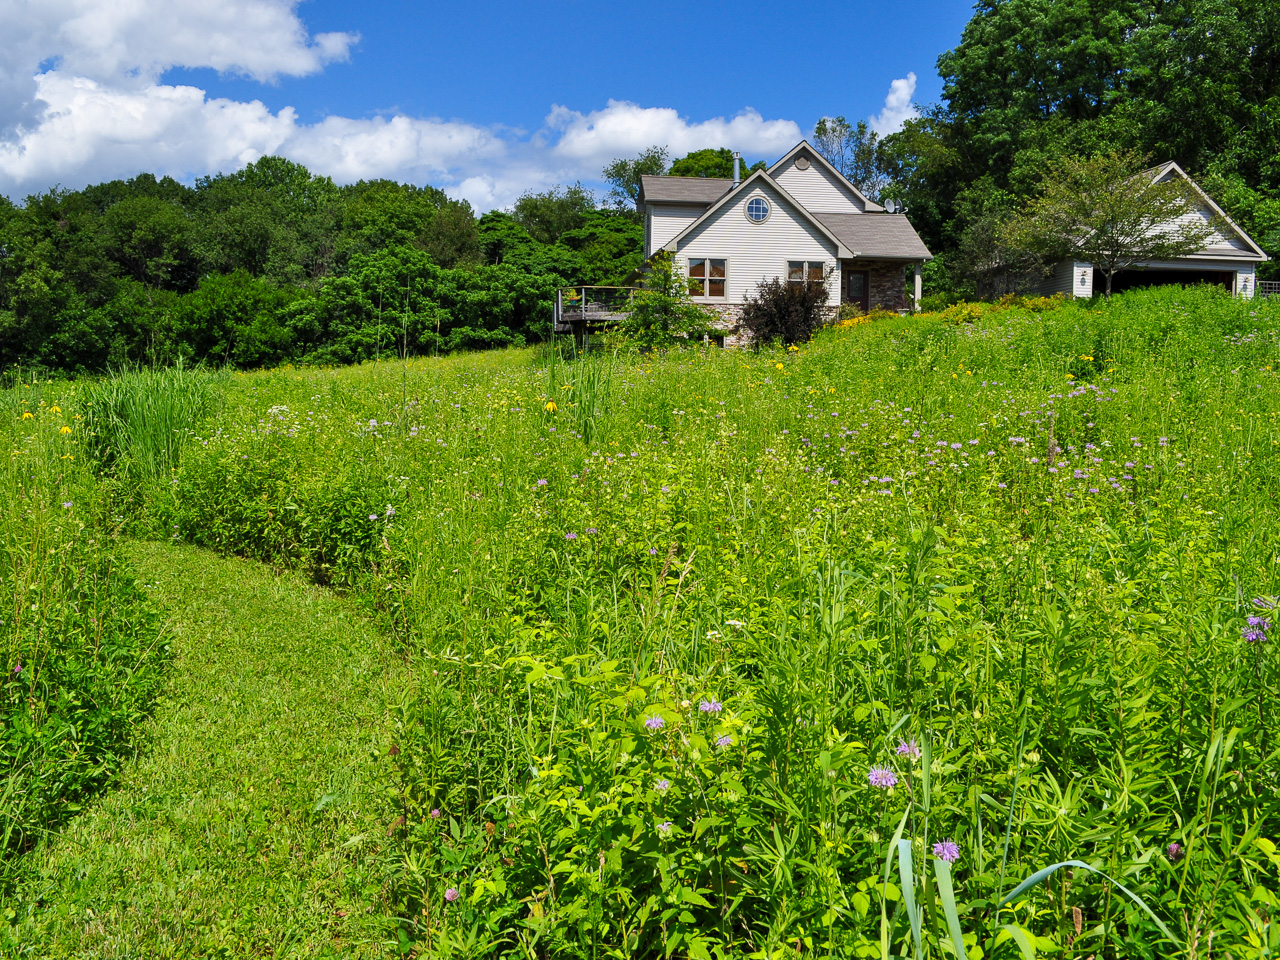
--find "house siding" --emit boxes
[649,204,704,256]
[674,180,842,307]
[1033,260,1093,298]
[772,156,866,214]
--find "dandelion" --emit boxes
[444,887,460,902]
[895,738,921,760]
[868,766,898,789]
[933,840,960,863]
[644,715,665,731]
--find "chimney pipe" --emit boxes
[733,151,741,186]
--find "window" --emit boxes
[788,261,826,284]
[688,258,727,298]
[745,197,770,223]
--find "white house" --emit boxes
[636,141,932,343]
[1033,161,1269,299]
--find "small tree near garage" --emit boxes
[1003,150,1217,297]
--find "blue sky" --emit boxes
[0,0,973,209]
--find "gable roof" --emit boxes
[768,140,885,213]
[638,175,734,206]
[813,213,933,261]
[1144,161,1268,261]
[658,167,857,258]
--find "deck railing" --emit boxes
[1258,280,1280,299]
[554,286,641,345]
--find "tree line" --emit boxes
[4,0,1277,372]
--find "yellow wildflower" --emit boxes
[50,405,61,413]
[60,425,72,435]
[21,411,32,420]
[775,363,784,371]
[543,401,557,413]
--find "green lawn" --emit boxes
[6,541,407,958]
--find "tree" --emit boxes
[1003,150,1217,296]
[512,184,596,245]
[813,117,889,200]
[666,148,762,180]
[618,252,713,349]
[602,147,669,210]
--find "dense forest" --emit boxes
[2,0,1278,372]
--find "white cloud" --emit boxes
[0,3,809,210]
[548,100,802,169]
[869,72,919,136]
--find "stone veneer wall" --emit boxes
[698,302,839,348]
[860,260,909,313]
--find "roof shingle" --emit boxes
[638,175,735,205]
[812,213,933,261]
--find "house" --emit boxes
[1032,162,1268,299]
[636,141,932,344]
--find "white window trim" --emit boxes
[744,196,771,224]
[687,256,729,300]
[786,259,828,285]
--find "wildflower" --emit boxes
[21,412,32,420]
[648,547,658,556]
[644,715,665,731]
[699,698,723,713]
[868,766,898,789]
[655,779,670,792]
[715,735,734,747]
[775,362,784,370]
[933,840,960,863]
[59,425,71,435]
[50,405,60,413]
[565,532,577,540]
[657,821,673,835]
[444,887,460,902]
[430,808,441,818]
[1167,841,1184,861]
[895,738,921,760]
[544,400,557,413]
[369,514,378,521]
[536,479,547,486]
[385,505,395,517]
[62,501,72,509]
[12,662,20,675]
[585,527,598,534]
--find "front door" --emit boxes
[845,269,870,313]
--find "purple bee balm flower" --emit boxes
[644,715,665,731]
[715,735,734,747]
[648,548,658,556]
[62,501,72,508]
[657,821,673,835]
[585,527,598,534]
[655,779,670,792]
[895,738,921,760]
[1167,841,1184,861]
[536,479,547,486]
[699,699,723,713]
[933,840,960,863]
[369,514,378,521]
[868,766,898,789]
[444,887,460,902]
[565,532,577,540]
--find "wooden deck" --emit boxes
[554,287,640,338]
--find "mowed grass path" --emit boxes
[8,542,408,958]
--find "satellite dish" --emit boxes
[883,199,899,214]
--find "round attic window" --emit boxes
[795,156,811,170]
[745,197,770,223]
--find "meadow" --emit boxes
[2,284,1279,958]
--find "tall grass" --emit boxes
[8,286,1280,955]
